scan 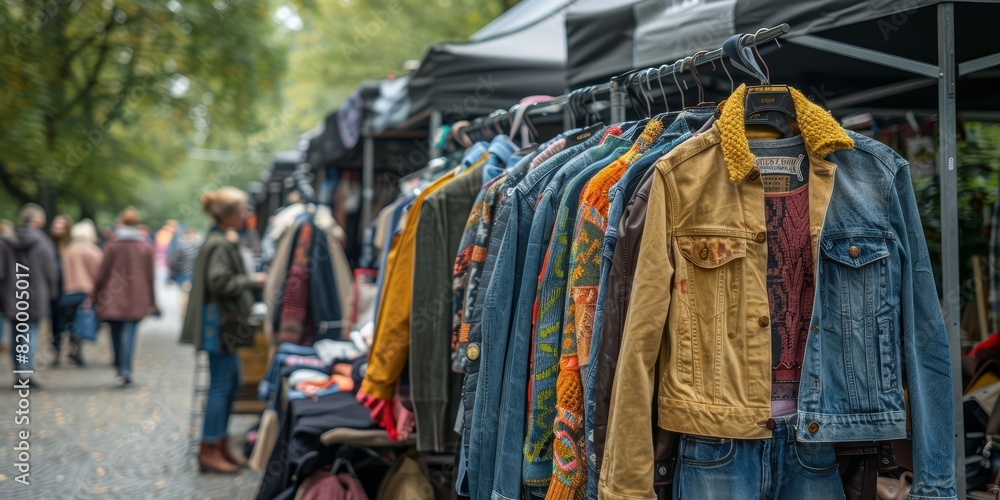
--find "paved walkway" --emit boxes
[0,277,261,499]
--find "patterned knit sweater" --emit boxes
[548,120,664,499]
[522,153,625,497]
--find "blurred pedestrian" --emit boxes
[0,204,59,389]
[168,228,203,313]
[93,207,158,387]
[54,220,104,367]
[100,226,115,246]
[155,220,178,270]
[181,187,265,473]
[0,219,12,354]
[50,215,72,255]
[49,214,73,366]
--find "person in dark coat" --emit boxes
[180,187,265,474]
[92,207,158,387]
[0,204,59,389]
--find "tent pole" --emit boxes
[610,79,625,124]
[937,3,965,498]
[429,110,443,159]
[362,134,374,228]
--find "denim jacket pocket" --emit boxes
[674,234,746,386]
[678,435,735,467]
[819,235,892,411]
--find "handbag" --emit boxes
[71,305,99,342]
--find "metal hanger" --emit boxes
[672,58,687,110]
[719,52,735,94]
[656,64,670,114]
[751,28,772,84]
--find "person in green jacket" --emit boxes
[181,187,264,474]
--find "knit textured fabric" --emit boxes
[547,121,663,499]
[453,173,509,372]
[278,223,314,346]
[718,84,854,183]
[451,175,501,352]
[571,120,663,366]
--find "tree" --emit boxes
[0,0,287,219]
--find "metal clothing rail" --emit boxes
[602,23,791,122]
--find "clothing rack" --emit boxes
[447,23,791,147]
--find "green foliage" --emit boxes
[912,121,1000,303]
[0,0,287,221]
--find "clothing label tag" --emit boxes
[761,174,791,193]
[566,123,604,147]
[755,155,805,181]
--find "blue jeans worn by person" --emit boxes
[673,416,843,499]
[10,320,39,372]
[108,320,138,377]
[52,292,87,359]
[203,351,242,442]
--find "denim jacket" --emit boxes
[600,85,955,500]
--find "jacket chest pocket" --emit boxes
[673,234,746,385]
[819,236,898,402]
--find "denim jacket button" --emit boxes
[849,245,860,258]
[467,343,480,361]
[808,421,820,433]
[747,167,761,182]
[754,232,767,244]
[699,246,709,259]
[758,316,770,328]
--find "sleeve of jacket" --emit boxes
[206,245,251,299]
[599,168,672,500]
[892,159,957,499]
[410,200,451,453]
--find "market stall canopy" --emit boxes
[407,0,576,122]
[565,0,1000,113]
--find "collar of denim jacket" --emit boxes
[717,83,854,183]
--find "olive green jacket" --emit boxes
[180,229,257,352]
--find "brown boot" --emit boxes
[218,437,247,468]
[198,441,239,474]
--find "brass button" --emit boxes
[758,316,770,328]
[811,325,820,332]
[727,332,736,339]
[747,167,761,182]
[849,245,860,258]
[754,232,766,244]
[699,246,709,259]
[807,421,820,433]
[466,343,480,361]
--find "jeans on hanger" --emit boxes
[108,320,138,377]
[203,351,243,442]
[672,416,843,500]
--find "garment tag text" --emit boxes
[755,155,805,181]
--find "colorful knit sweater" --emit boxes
[572,119,664,370]
[547,120,664,499]
[523,143,630,495]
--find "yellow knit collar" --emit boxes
[717,84,854,183]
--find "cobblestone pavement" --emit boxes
[0,277,261,499]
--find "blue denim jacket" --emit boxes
[489,133,633,500]
[600,86,954,499]
[469,127,616,500]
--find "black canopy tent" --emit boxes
[405,0,574,144]
[564,1,1000,495]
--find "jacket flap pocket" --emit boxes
[676,235,747,269]
[821,236,890,268]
